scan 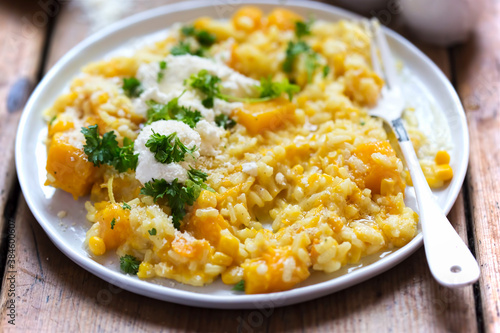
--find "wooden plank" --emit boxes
[0,0,50,239]
[45,0,176,71]
[452,0,500,331]
[1,1,478,331]
[0,194,477,332]
[0,196,244,332]
[264,192,476,333]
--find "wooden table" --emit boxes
[0,0,498,331]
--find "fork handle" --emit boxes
[392,119,480,287]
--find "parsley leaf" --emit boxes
[122,202,131,210]
[181,25,216,47]
[120,254,140,275]
[122,77,143,98]
[176,108,203,128]
[157,60,167,82]
[170,41,207,57]
[232,280,245,291]
[181,25,196,36]
[141,179,170,202]
[305,52,319,82]
[145,131,197,164]
[187,70,300,105]
[82,125,117,167]
[282,41,319,82]
[146,93,202,128]
[295,18,314,38]
[323,65,330,78]
[184,168,215,209]
[81,125,138,173]
[185,69,221,108]
[146,100,170,124]
[140,179,187,229]
[148,228,157,236]
[215,114,236,130]
[283,41,310,73]
[257,77,299,101]
[114,137,138,173]
[187,167,208,183]
[140,169,212,229]
[195,30,216,47]
[110,218,116,230]
[171,41,192,56]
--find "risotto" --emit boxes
[43,7,453,294]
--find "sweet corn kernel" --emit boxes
[221,266,243,284]
[232,6,263,32]
[212,252,233,266]
[292,164,304,175]
[404,170,413,186]
[296,95,309,107]
[197,190,218,208]
[344,204,359,219]
[426,176,444,189]
[380,178,395,196]
[98,92,109,104]
[218,231,240,258]
[137,262,155,279]
[435,150,450,165]
[436,164,453,181]
[267,8,303,30]
[89,236,106,256]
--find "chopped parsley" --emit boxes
[140,169,212,229]
[157,60,167,82]
[120,254,140,275]
[110,218,116,230]
[283,41,319,82]
[122,77,143,98]
[196,30,217,47]
[295,18,314,39]
[148,228,157,236]
[323,65,330,78]
[282,41,310,73]
[81,125,138,173]
[145,131,197,164]
[185,69,221,108]
[180,25,196,36]
[187,70,300,106]
[146,93,202,128]
[49,115,57,125]
[181,25,216,47]
[171,23,217,56]
[305,52,319,82]
[215,114,236,130]
[122,202,131,210]
[171,41,193,56]
[257,77,299,101]
[187,167,211,188]
[232,280,245,291]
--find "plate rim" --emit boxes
[15,0,469,309]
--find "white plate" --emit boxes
[15,0,468,309]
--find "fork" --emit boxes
[365,19,480,288]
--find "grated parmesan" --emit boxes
[134,120,201,184]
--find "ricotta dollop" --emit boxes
[134,120,201,184]
[133,54,257,160]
